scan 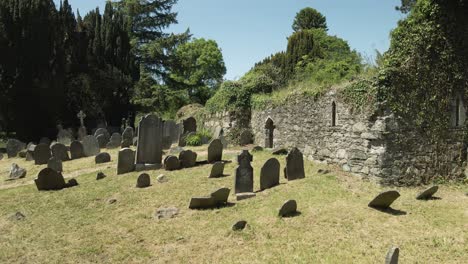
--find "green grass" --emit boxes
[0,146,466,263]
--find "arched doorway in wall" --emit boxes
[265,117,275,148]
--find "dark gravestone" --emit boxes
[416,186,439,200]
[209,162,225,178]
[70,141,85,160]
[51,143,70,161]
[6,139,25,158]
[232,220,247,231]
[189,188,230,209]
[39,137,51,145]
[47,157,63,172]
[260,158,280,190]
[183,117,197,134]
[162,136,172,150]
[284,147,305,181]
[34,143,52,165]
[96,134,109,148]
[95,152,111,164]
[208,139,223,163]
[385,247,399,264]
[106,133,122,149]
[94,128,110,143]
[235,150,254,194]
[96,172,106,180]
[34,168,67,191]
[8,163,27,180]
[252,146,264,152]
[179,150,197,168]
[82,135,100,157]
[117,148,135,175]
[163,120,180,143]
[135,114,163,167]
[136,173,151,188]
[164,156,180,171]
[368,191,400,209]
[121,138,132,148]
[66,178,79,188]
[279,200,298,217]
[239,130,253,146]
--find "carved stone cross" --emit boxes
[77,110,86,127]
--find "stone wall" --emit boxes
[204,110,251,138]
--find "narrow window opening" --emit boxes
[332,102,336,127]
[456,98,461,127]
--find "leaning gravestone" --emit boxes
[212,126,223,139]
[70,141,85,159]
[385,247,399,264]
[47,157,63,172]
[416,186,439,200]
[368,190,400,209]
[51,143,70,161]
[82,135,100,157]
[164,156,180,171]
[279,200,298,217]
[284,147,305,181]
[239,130,253,146]
[117,148,135,175]
[8,163,27,180]
[208,139,223,163]
[95,152,111,164]
[96,134,109,148]
[189,188,230,209]
[34,143,52,165]
[260,158,280,190]
[179,150,197,168]
[6,139,25,158]
[106,133,122,149]
[209,162,225,178]
[136,173,151,188]
[235,150,254,194]
[183,117,197,134]
[135,114,163,169]
[34,168,66,191]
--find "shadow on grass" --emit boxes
[190,202,236,211]
[418,196,442,201]
[370,206,407,216]
[281,211,302,218]
[255,183,287,193]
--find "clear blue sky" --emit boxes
[55,0,404,80]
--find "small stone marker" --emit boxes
[95,152,111,164]
[416,186,439,200]
[25,144,36,161]
[236,192,256,201]
[164,155,180,171]
[136,173,151,188]
[209,162,225,178]
[232,220,247,231]
[6,139,25,158]
[279,200,298,217]
[208,139,223,163]
[47,157,63,172]
[235,150,253,194]
[96,172,106,180]
[272,147,288,155]
[34,143,51,165]
[8,163,27,180]
[179,150,197,168]
[239,130,253,146]
[70,141,85,159]
[106,133,122,149]
[117,148,135,175]
[284,147,305,181]
[157,174,168,183]
[96,134,109,148]
[66,178,79,187]
[9,212,26,221]
[51,143,70,161]
[252,146,263,152]
[34,168,67,191]
[368,191,400,209]
[189,187,230,209]
[385,247,399,264]
[260,158,280,190]
[155,207,179,220]
[82,135,100,157]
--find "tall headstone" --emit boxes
[117,148,135,175]
[135,114,163,167]
[70,141,85,159]
[284,147,305,181]
[183,117,197,134]
[34,143,52,165]
[260,158,280,190]
[34,168,66,191]
[6,139,25,158]
[51,143,70,161]
[235,150,254,194]
[207,139,223,163]
[82,135,100,157]
[163,120,180,143]
[77,110,87,140]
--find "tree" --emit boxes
[396,0,416,13]
[292,7,327,32]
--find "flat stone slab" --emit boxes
[279,200,298,217]
[155,207,179,220]
[236,192,256,201]
[385,247,399,264]
[416,186,438,200]
[368,191,400,209]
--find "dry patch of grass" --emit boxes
[0,146,466,263]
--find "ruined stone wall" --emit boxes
[204,110,251,137]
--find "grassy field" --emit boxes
[0,145,466,263]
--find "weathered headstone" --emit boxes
[163,120,180,143]
[51,143,70,161]
[25,144,36,161]
[96,134,109,148]
[70,141,85,159]
[136,173,151,188]
[260,158,280,190]
[39,137,51,145]
[6,139,25,158]
[117,148,135,175]
[179,150,197,168]
[155,207,179,220]
[279,200,298,217]
[235,150,254,194]
[162,136,172,150]
[284,147,305,181]
[95,152,111,164]
[232,220,247,231]
[164,156,180,171]
[368,191,400,209]
[189,187,230,209]
[208,139,223,163]
[209,162,225,178]
[385,247,399,264]
[416,186,439,200]
[34,168,66,191]
[94,128,110,142]
[96,172,106,180]
[121,127,134,148]
[77,110,87,140]
[212,126,223,139]
[82,135,100,157]
[34,143,52,165]
[239,130,253,146]
[47,157,63,172]
[135,114,163,168]
[8,163,27,180]
[106,133,122,149]
[183,117,197,134]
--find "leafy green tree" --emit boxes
[396,0,416,13]
[292,7,327,32]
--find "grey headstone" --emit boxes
[279,200,297,217]
[164,155,180,171]
[77,126,87,141]
[34,143,52,165]
[385,247,399,264]
[122,127,134,142]
[155,207,179,220]
[284,147,305,181]
[179,150,197,168]
[208,139,223,163]
[57,128,73,145]
[117,148,135,175]
[82,135,100,157]
[416,186,438,200]
[162,136,172,150]
[136,173,151,188]
[235,150,254,194]
[232,220,247,231]
[163,120,180,144]
[96,134,109,148]
[209,162,225,178]
[6,139,25,158]
[95,152,111,164]
[25,144,36,161]
[213,126,223,139]
[34,168,66,191]
[260,158,280,190]
[51,143,70,161]
[70,141,85,160]
[8,163,27,180]
[94,128,110,143]
[135,114,163,166]
[368,191,400,209]
[183,117,197,134]
[106,133,122,149]
[47,157,63,172]
[239,130,253,146]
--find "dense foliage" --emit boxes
[292,7,327,32]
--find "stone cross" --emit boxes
[77,110,86,127]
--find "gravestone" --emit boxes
[164,156,180,171]
[34,143,52,165]
[8,163,27,180]
[106,133,122,149]
[163,120,180,143]
[0,153,3,160]
[39,137,51,145]
[94,128,110,142]
[385,247,399,264]
[239,130,253,146]
[96,172,106,180]
[208,139,223,163]
[135,114,163,168]
[232,220,247,231]
[26,144,36,161]
[47,157,63,172]
[136,173,151,188]
[117,148,135,175]
[76,110,87,140]
[121,127,134,148]
[179,150,197,168]
[82,135,100,157]
[279,200,298,217]
[34,168,66,191]
[96,134,109,148]
[70,141,85,159]
[162,136,172,150]
[416,186,439,200]
[51,143,70,161]
[6,139,25,158]
[368,191,400,209]
[189,188,230,209]
[272,147,288,155]
[57,125,73,145]
[284,147,305,181]
[95,152,111,164]
[260,158,280,190]
[209,162,225,178]
[213,126,223,139]
[235,150,254,194]
[183,117,197,134]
